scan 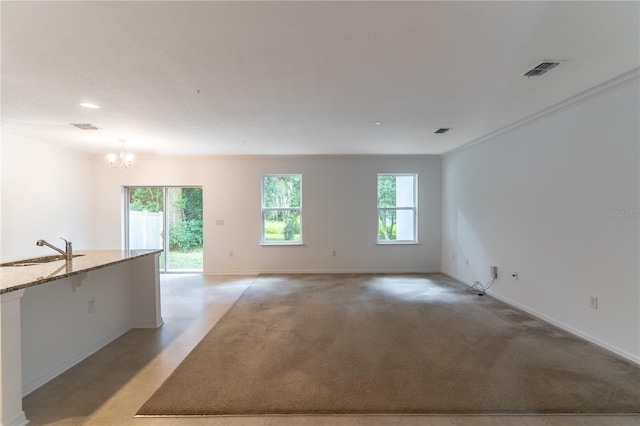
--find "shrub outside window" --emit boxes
[377,173,417,243]
[262,175,302,244]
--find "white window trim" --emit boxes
[261,174,303,246]
[376,173,418,244]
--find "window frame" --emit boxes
[376,173,418,244]
[261,174,303,246]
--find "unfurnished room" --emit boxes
[0,1,638,426]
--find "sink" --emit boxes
[0,254,85,267]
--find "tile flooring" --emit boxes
[22,274,640,426]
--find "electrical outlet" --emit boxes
[216,219,224,226]
[88,299,95,314]
[229,251,234,257]
[512,272,519,280]
[332,250,337,257]
[491,266,498,279]
[452,253,455,260]
[465,259,470,266]
[590,296,598,309]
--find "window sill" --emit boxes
[376,241,419,245]
[261,242,304,246]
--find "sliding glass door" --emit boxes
[126,186,203,272]
[127,187,164,260]
[166,187,203,271]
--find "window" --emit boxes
[377,174,417,243]
[262,175,302,244]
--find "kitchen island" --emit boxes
[0,249,163,426]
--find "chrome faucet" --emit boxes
[36,238,72,262]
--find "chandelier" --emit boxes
[107,140,134,169]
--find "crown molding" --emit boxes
[442,67,640,159]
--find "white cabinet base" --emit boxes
[0,251,162,426]
[1,290,29,426]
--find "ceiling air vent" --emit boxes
[70,123,100,130]
[523,61,561,77]
[434,128,451,134]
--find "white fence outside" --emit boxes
[129,210,163,249]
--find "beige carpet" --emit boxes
[137,274,640,415]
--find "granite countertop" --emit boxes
[0,249,162,295]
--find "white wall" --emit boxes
[442,79,640,362]
[1,129,3,260]
[20,262,132,395]
[92,155,442,273]
[19,253,161,395]
[0,132,442,272]
[1,133,94,261]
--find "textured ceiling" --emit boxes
[1,1,638,156]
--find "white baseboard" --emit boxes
[202,272,260,277]
[442,270,475,286]
[441,270,640,365]
[133,319,164,328]
[205,269,442,275]
[5,411,29,426]
[22,324,132,396]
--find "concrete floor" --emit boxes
[22,274,640,426]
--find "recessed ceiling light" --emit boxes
[374,121,381,125]
[80,102,100,109]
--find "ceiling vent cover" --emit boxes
[70,123,100,130]
[523,61,561,77]
[434,128,451,134]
